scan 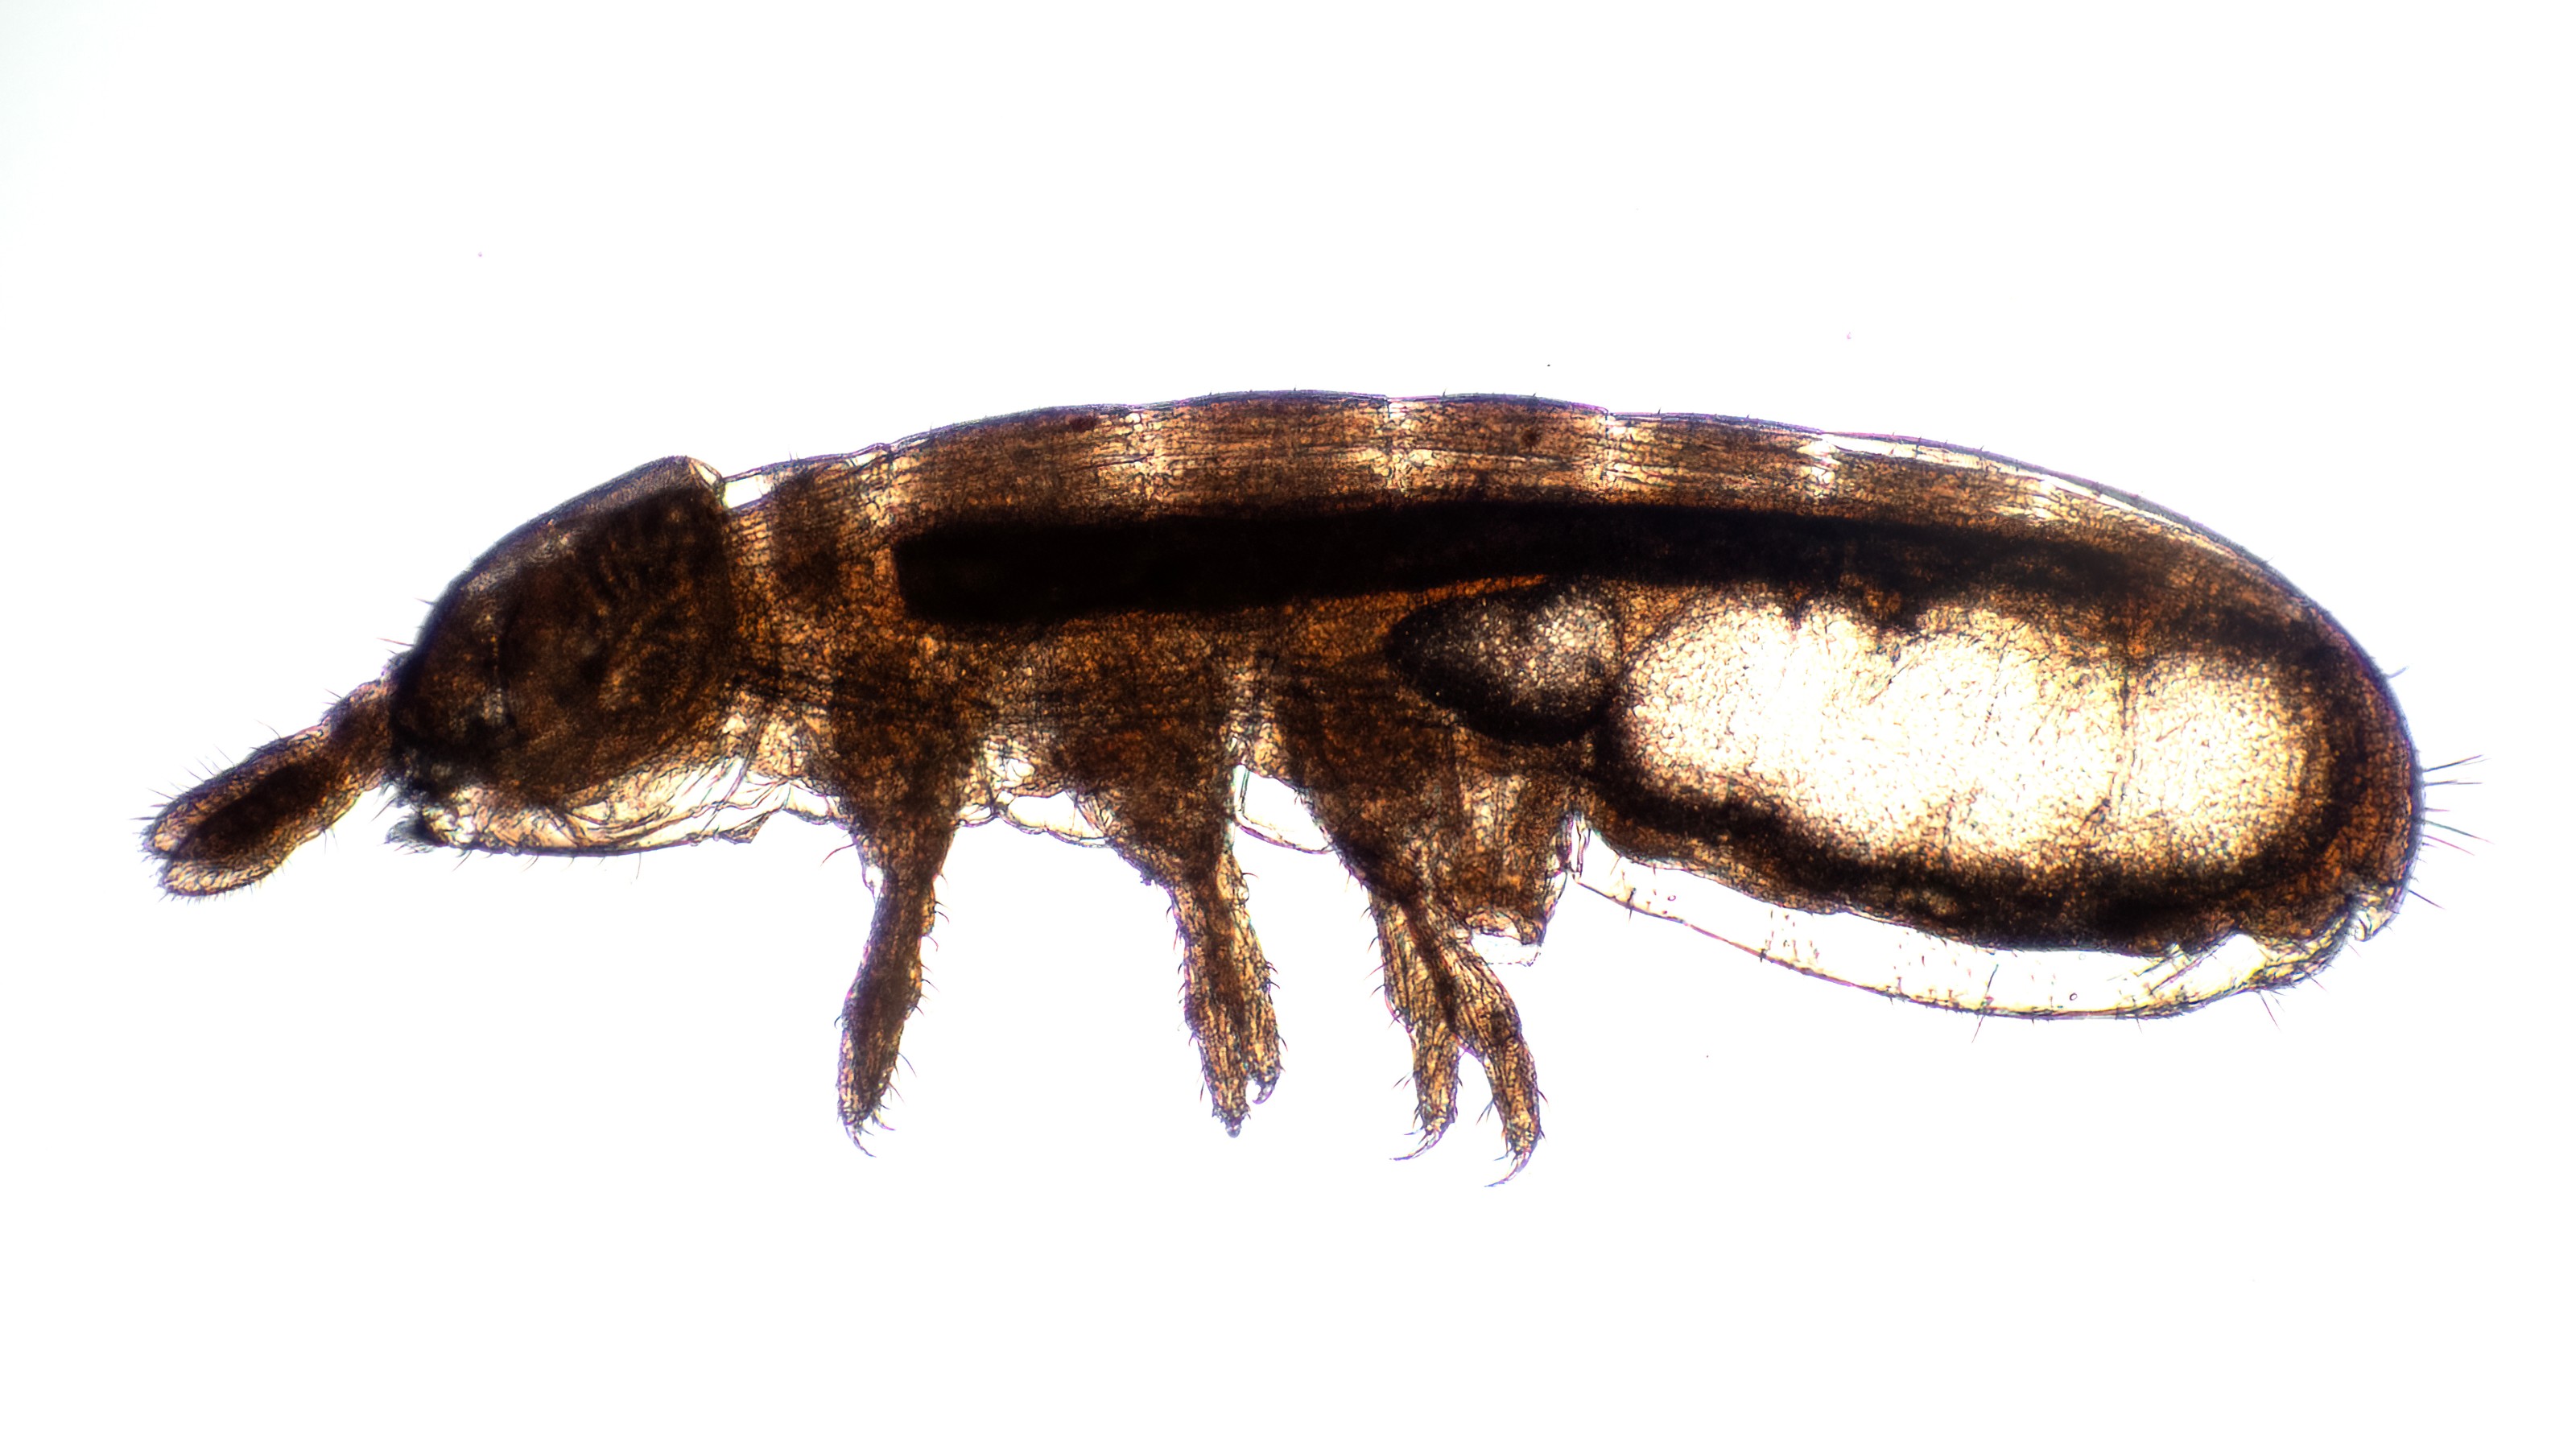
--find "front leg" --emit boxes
[837,811,962,1138]
[822,635,991,1143]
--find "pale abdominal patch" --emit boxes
[1613,590,2311,881]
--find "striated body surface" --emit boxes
[148,394,2420,1170]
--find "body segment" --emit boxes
[148,394,2421,1170]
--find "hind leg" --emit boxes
[1369,884,1542,1167]
[1278,700,1579,1172]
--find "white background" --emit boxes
[3,3,2566,1443]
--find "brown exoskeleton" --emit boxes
[147,394,2421,1172]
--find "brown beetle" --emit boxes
[146,394,2421,1171]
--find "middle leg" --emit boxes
[1037,630,1282,1133]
